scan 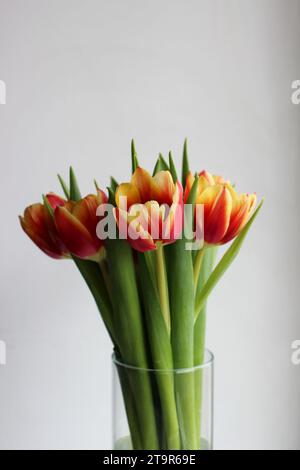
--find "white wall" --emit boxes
[0,0,299,449]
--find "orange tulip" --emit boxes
[184,171,256,245]
[54,189,108,261]
[115,167,183,252]
[19,193,68,259]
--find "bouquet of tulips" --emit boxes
[19,141,262,450]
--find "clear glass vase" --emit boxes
[112,350,214,450]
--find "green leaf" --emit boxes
[105,239,159,449]
[131,139,139,173]
[159,153,169,171]
[105,239,150,367]
[186,175,199,205]
[168,151,178,183]
[194,246,218,363]
[110,176,119,192]
[152,157,162,175]
[155,243,171,335]
[167,238,198,448]
[167,179,200,448]
[168,239,195,370]
[69,167,82,201]
[152,156,164,175]
[195,199,264,318]
[193,246,218,447]
[57,174,70,199]
[42,194,54,217]
[94,179,100,191]
[107,187,116,205]
[181,138,190,187]
[138,253,172,369]
[138,253,181,449]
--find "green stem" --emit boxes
[106,239,159,449]
[168,240,197,449]
[193,247,218,448]
[193,247,205,292]
[155,243,171,335]
[99,259,112,300]
[139,253,180,449]
[116,361,143,449]
[156,374,181,449]
[194,305,207,449]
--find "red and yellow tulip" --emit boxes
[184,171,256,245]
[115,167,183,252]
[54,189,108,261]
[19,193,68,259]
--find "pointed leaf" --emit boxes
[94,179,99,191]
[186,175,199,204]
[159,153,169,171]
[107,187,116,205]
[57,174,70,199]
[131,139,139,173]
[167,237,198,449]
[42,194,54,217]
[69,167,82,201]
[105,239,149,367]
[138,253,173,369]
[152,156,163,175]
[110,176,119,192]
[168,151,178,183]
[181,138,190,187]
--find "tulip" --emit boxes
[54,189,108,261]
[115,167,183,252]
[184,171,256,245]
[19,193,68,259]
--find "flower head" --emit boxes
[54,189,108,261]
[184,171,256,245]
[19,193,68,259]
[115,167,183,252]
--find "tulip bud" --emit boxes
[19,193,68,259]
[184,171,256,245]
[54,189,108,261]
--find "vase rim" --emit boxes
[112,349,214,373]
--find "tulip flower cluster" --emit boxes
[19,141,263,450]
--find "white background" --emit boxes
[0,0,299,449]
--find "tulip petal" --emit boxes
[46,193,66,210]
[162,203,183,243]
[116,183,141,209]
[128,203,149,232]
[96,189,108,205]
[184,171,195,203]
[72,195,99,241]
[131,167,153,203]
[128,226,157,252]
[145,201,161,240]
[213,175,227,184]
[19,215,63,259]
[152,171,175,205]
[198,185,223,218]
[19,204,67,258]
[114,207,156,252]
[221,193,257,244]
[54,206,100,259]
[198,170,215,186]
[115,167,184,251]
[202,186,232,244]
